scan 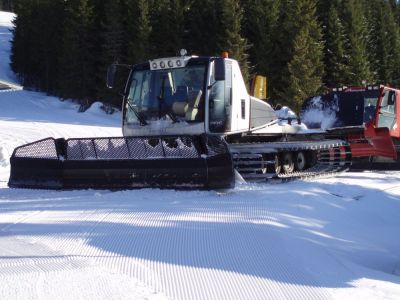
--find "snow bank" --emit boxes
[85,101,108,115]
[82,102,122,127]
[0,145,7,167]
[0,11,18,84]
[0,11,14,27]
[275,106,297,119]
[0,145,10,167]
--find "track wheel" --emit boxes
[274,154,282,174]
[294,151,307,171]
[282,152,295,174]
[308,151,318,168]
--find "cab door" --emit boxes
[231,60,250,132]
[208,59,232,133]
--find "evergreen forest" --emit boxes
[7,0,400,111]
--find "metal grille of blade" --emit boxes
[66,136,201,160]
[11,136,230,161]
[162,137,199,158]
[14,138,58,159]
[67,139,97,160]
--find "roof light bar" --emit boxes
[149,56,190,70]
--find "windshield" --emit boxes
[124,64,206,124]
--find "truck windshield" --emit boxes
[124,64,206,124]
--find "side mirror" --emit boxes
[106,64,117,88]
[214,58,225,81]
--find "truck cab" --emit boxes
[115,55,276,137]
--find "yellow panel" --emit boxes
[251,75,267,99]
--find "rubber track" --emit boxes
[229,139,351,183]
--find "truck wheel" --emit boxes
[282,152,295,174]
[295,151,307,171]
[274,154,282,174]
[307,151,318,168]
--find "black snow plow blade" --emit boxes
[8,135,235,190]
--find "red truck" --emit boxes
[302,85,399,169]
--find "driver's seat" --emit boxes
[185,90,202,120]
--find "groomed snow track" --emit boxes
[0,187,337,300]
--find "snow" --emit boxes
[275,105,297,119]
[301,95,339,130]
[1,11,400,300]
[0,11,17,85]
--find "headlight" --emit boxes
[152,62,158,69]
[160,61,166,68]
[168,60,173,67]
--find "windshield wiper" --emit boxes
[127,99,148,126]
[158,76,179,123]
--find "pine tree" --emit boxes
[57,0,96,100]
[10,0,64,92]
[274,0,324,111]
[1,0,14,11]
[287,26,324,111]
[267,0,289,101]
[341,0,372,85]
[10,1,32,85]
[316,0,332,25]
[123,0,152,63]
[364,0,381,81]
[14,0,400,107]
[185,0,219,55]
[36,0,65,93]
[149,0,186,57]
[242,0,280,84]
[92,0,125,104]
[217,0,251,83]
[365,0,400,84]
[384,1,400,84]
[187,0,250,81]
[324,0,349,86]
[389,0,400,25]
